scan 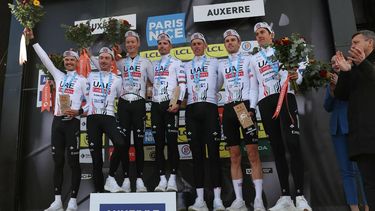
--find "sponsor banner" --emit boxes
[140,50,160,61]
[146,13,186,47]
[241,41,259,53]
[80,132,105,148]
[140,41,256,61]
[100,204,165,211]
[145,112,152,128]
[144,145,156,161]
[193,0,265,22]
[205,43,227,58]
[90,192,176,211]
[81,173,92,180]
[219,141,230,158]
[36,70,50,107]
[74,14,136,35]
[245,167,273,175]
[172,46,194,61]
[257,122,267,139]
[178,110,185,126]
[80,117,87,131]
[178,144,192,160]
[146,102,152,112]
[80,148,105,163]
[178,127,188,143]
[144,128,155,145]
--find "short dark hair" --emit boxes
[352,30,375,42]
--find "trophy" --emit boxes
[59,94,71,114]
[233,102,254,129]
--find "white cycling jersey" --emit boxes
[184,55,219,105]
[116,55,153,101]
[151,54,186,103]
[85,70,122,117]
[249,46,303,107]
[33,43,88,117]
[218,52,255,106]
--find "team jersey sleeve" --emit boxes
[176,60,187,101]
[116,58,125,74]
[33,43,64,80]
[249,58,259,108]
[82,74,91,113]
[79,77,89,109]
[217,60,224,92]
[114,75,123,98]
[145,59,154,83]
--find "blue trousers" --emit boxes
[332,133,367,205]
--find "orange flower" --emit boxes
[33,0,40,6]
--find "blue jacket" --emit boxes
[323,85,349,135]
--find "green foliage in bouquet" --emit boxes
[270,33,331,92]
[299,60,332,93]
[61,22,94,49]
[8,0,45,29]
[272,33,314,70]
[103,18,131,45]
[36,53,64,80]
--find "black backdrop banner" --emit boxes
[15,0,350,210]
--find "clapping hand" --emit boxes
[348,46,366,65]
[335,51,352,71]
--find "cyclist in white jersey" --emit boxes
[151,33,186,192]
[103,31,153,193]
[249,22,312,211]
[84,47,128,193]
[33,42,87,211]
[218,29,266,211]
[184,33,225,211]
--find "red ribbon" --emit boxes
[272,76,295,125]
[272,76,289,119]
[77,48,91,77]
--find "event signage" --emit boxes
[193,0,265,22]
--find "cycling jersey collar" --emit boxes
[160,54,171,60]
[100,70,111,75]
[260,45,273,52]
[66,70,76,75]
[193,55,205,62]
[228,51,241,60]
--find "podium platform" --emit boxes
[90,192,176,211]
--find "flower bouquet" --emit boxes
[61,22,94,77]
[8,0,45,64]
[272,33,314,91]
